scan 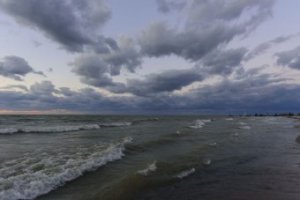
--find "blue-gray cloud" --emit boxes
[198,47,247,75]
[72,0,275,95]
[246,33,300,60]
[0,74,299,114]
[1,0,297,114]
[276,46,300,70]
[0,0,112,53]
[115,69,203,96]
[141,0,275,61]
[156,0,186,13]
[0,56,44,80]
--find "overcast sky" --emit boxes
[0,0,300,114]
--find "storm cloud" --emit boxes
[155,0,186,13]
[0,0,112,52]
[0,74,299,114]
[198,47,247,75]
[140,0,274,61]
[246,34,299,60]
[1,0,299,114]
[0,56,44,80]
[276,46,300,70]
[118,69,203,96]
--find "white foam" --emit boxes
[0,137,132,200]
[137,161,157,176]
[238,122,251,130]
[175,168,195,179]
[189,119,211,129]
[232,132,239,137]
[225,118,234,121]
[240,125,251,130]
[99,122,132,127]
[202,159,211,166]
[0,128,19,134]
[0,124,100,134]
[208,142,217,147]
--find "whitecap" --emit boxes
[175,168,195,179]
[99,122,132,127]
[225,118,234,121]
[189,119,211,129]
[137,161,157,176]
[208,142,217,147]
[0,128,19,135]
[0,124,101,135]
[202,158,211,166]
[0,137,132,200]
[240,126,251,130]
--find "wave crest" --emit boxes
[0,137,132,200]
[189,119,211,129]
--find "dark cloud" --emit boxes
[72,55,115,87]
[2,0,296,114]
[0,75,299,114]
[73,53,202,96]
[70,0,275,98]
[71,54,126,91]
[0,81,135,113]
[246,34,299,60]
[198,47,247,75]
[276,46,300,70]
[0,0,141,81]
[0,56,44,80]
[117,69,203,96]
[30,81,57,95]
[71,38,141,90]
[156,0,186,13]
[136,71,292,113]
[141,0,274,61]
[0,0,111,52]
[99,37,142,75]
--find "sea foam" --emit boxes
[175,168,195,179]
[189,119,211,129]
[0,124,101,134]
[0,121,134,135]
[0,137,132,200]
[137,161,157,176]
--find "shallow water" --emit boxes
[0,115,299,200]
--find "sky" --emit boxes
[0,0,300,114]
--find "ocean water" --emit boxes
[0,115,300,200]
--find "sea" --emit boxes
[0,115,300,200]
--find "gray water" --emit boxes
[0,115,299,200]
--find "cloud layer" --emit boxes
[1,0,300,114]
[0,56,44,80]
[0,0,112,52]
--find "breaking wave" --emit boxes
[175,168,195,179]
[238,122,251,130]
[99,122,132,128]
[225,118,234,121]
[137,161,157,176]
[0,121,135,135]
[0,137,132,200]
[0,124,101,134]
[189,119,211,129]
